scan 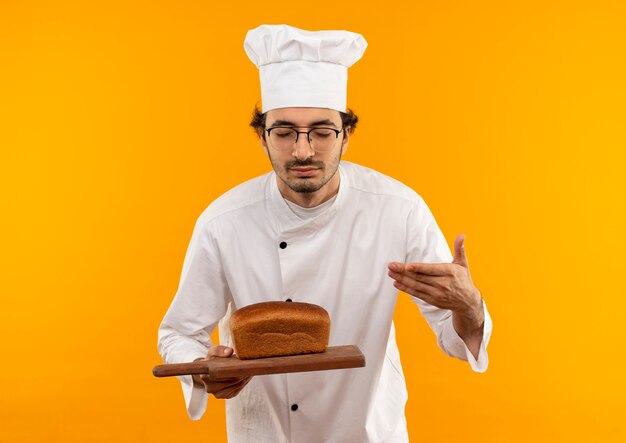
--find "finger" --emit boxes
[221,387,241,399]
[391,274,441,299]
[213,377,252,399]
[214,385,238,399]
[230,376,252,393]
[212,375,252,388]
[219,384,246,399]
[407,273,444,288]
[452,233,469,268]
[209,374,252,385]
[392,281,434,304]
[201,376,241,390]
[392,280,455,310]
[388,269,439,290]
[205,378,247,396]
[388,262,407,273]
[405,262,452,276]
[225,377,253,399]
[208,345,234,358]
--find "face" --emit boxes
[261,107,350,195]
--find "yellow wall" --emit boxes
[1,1,624,441]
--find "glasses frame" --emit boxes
[265,126,344,151]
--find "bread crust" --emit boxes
[230,301,330,359]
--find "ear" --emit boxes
[258,129,269,155]
[340,127,351,156]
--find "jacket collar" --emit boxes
[268,162,348,237]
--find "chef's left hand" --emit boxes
[387,234,485,358]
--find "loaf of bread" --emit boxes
[230,301,330,359]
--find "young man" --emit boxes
[158,24,492,443]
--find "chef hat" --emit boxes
[244,24,368,113]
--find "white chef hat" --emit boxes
[244,24,368,113]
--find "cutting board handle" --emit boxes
[152,345,366,380]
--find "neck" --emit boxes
[278,171,340,208]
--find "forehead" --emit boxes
[266,107,341,126]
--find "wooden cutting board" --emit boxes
[152,345,365,380]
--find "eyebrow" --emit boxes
[268,119,340,128]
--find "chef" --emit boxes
[157,24,492,443]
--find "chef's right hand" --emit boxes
[192,345,253,399]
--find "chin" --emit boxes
[288,180,324,194]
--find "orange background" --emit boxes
[1,1,625,441]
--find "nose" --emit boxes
[292,133,315,160]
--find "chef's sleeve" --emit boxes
[404,195,492,373]
[157,218,231,420]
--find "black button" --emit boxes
[285,298,292,302]
[279,241,287,249]
[291,404,298,411]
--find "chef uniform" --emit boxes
[157,25,492,443]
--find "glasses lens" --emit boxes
[309,128,338,151]
[269,128,297,151]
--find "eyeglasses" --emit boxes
[265,126,343,152]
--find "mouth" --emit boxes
[290,167,320,178]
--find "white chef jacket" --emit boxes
[158,161,492,443]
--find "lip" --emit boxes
[290,167,320,177]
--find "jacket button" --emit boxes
[279,241,287,249]
[291,404,298,411]
[285,298,292,302]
